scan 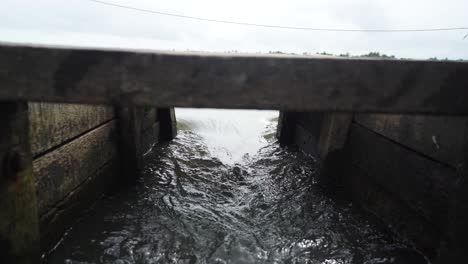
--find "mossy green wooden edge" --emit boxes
[0,102,39,263]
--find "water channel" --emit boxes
[46,109,427,264]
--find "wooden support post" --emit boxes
[276,111,352,155]
[158,108,177,142]
[117,106,176,182]
[116,106,144,182]
[318,113,353,159]
[276,111,297,146]
[317,113,353,192]
[0,102,39,263]
[276,111,352,190]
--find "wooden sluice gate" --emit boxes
[0,42,468,262]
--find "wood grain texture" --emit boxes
[33,120,118,215]
[347,124,458,228]
[29,102,114,157]
[39,160,117,251]
[1,43,468,113]
[346,162,441,256]
[354,114,468,168]
[0,102,39,263]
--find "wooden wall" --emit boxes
[29,103,166,251]
[347,114,467,256]
[278,111,468,260]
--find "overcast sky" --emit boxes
[1,0,467,59]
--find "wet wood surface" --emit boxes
[1,42,468,113]
[0,102,39,263]
[33,120,118,215]
[29,102,114,157]
[354,114,468,168]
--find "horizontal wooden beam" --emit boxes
[1,42,468,114]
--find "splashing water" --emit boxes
[176,108,278,164]
[46,109,427,264]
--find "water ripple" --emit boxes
[47,110,427,264]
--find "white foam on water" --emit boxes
[175,108,278,165]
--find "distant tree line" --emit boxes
[252,51,465,61]
[270,51,398,58]
[315,51,396,59]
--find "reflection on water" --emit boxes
[46,109,427,264]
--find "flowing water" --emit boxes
[46,109,428,264]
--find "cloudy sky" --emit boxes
[1,0,467,59]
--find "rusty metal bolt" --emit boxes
[2,148,27,180]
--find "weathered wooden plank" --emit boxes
[1,43,468,113]
[347,124,458,229]
[29,102,114,157]
[33,120,117,215]
[0,102,39,263]
[39,160,117,251]
[354,114,468,168]
[277,112,352,159]
[346,163,441,256]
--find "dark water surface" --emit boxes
[46,109,427,264]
